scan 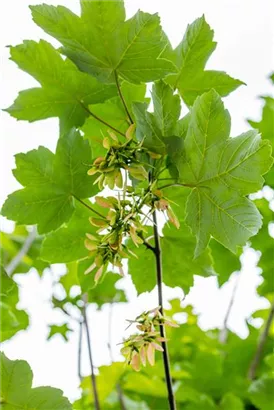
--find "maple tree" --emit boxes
[1,1,273,410]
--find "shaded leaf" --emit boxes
[165,16,244,105]
[2,129,98,234]
[178,90,272,256]
[0,352,71,409]
[5,40,116,133]
[31,3,176,84]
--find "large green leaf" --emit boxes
[128,221,214,295]
[0,352,71,409]
[0,266,29,342]
[165,16,244,105]
[178,89,272,256]
[5,40,116,134]
[2,129,98,234]
[30,2,176,84]
[132,80,184,154]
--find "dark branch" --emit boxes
[143,240,156,253]
[248,300,274,380]
[83,302,101,410]
[219,271,241,344]
[152,211,177,410]
[114,71,134,125]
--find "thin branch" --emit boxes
[114,71,134,125]
[82,301,101,410]
[219,271,241,344]
[107,302,127,410]
[78,320,83,381]
[117,383,127,410]
[248,300,274,380]
[6,227,37,275]
[107,302,115,363]
[152,211,177,410]
[80,101,126,137]
[143,240,156,253]
[72,195,106,219]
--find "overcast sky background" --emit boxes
[0,0,273,403]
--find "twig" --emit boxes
[219,271,241,344]
[114,71,134,125]
[80,101,126,137]
[78,320,83,381]
[6,227,37,275]
[107,302,115,363]
[248,300,274,380]
[117,383,127,410]
[82,301,101,410]
[72,195,106,219]
[143,240,156,253]
[152,211,176,410]
[107,302,127,410]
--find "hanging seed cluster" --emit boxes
[88,127,149,190]
[121,307,179,371]
[84,195,147,282]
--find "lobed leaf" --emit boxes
[2,129,98,234]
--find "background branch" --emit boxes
[248,300,274,380]
[219,271,241,344]
[6,227,37,275]
[82,300,101,410]
[78,320,83,382]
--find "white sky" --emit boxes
[0,0,273,403]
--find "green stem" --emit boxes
[114,70,134,125]
[72,195,106,219]
[152,210,177,410]
[80,101,126,137]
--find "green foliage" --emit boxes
[5,40,116,134]
[0,352,72,409]
[0,266,29,342]
[2,1,274,409]
[180,90,272,256]
[2,129,98,234]
[30,2,176,84]
[164,15,244,105]
[250,198,274,297]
